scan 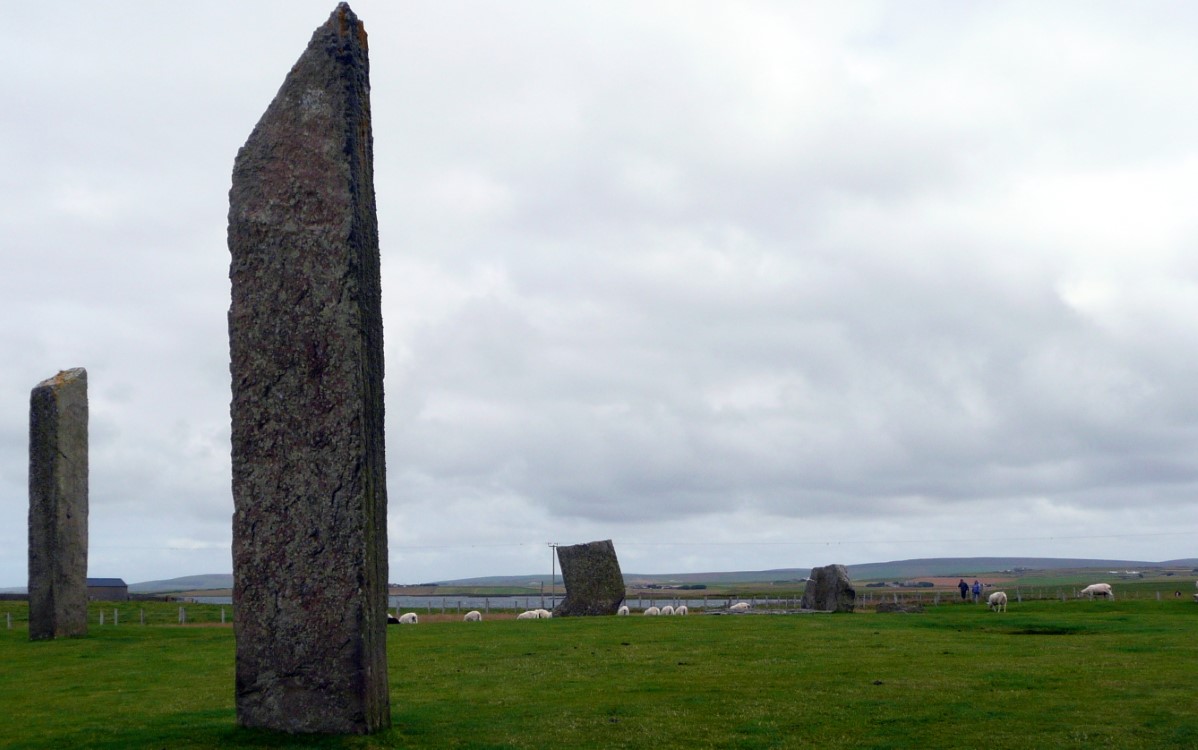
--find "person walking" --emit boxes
[972,580,982,604]
[958,579,969,601]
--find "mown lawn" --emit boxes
[0,599,1195,748]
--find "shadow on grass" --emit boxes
[1005,625,1086,636]
[30,710,408,750]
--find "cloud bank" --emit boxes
[2,2,1196,585]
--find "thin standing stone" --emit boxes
[228,2,389,734]
[28,367,88,641]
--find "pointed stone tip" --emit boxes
[329,2,368,50]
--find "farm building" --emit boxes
[86,578,128,601]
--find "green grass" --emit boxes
[1,599,1196,748]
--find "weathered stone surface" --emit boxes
[552,540,626,617]
[800,564,856,613]
[28,367,88,641]
[228,3,389,734]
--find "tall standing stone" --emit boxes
[228,3,389,734]
[552,539,627,617]
[28,367,88,641]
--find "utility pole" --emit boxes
[549,543,558,605]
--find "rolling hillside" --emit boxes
[6,556,1179,595]
[427,556,1198,588]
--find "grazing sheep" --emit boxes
[1079,583,1114,600]
[398,612,418,624]
[987,591,1008,612]
[516,610,540,620]
[660,605,675,616]
[675,605,688,616]
[536,609,553,619]
[643,606,661,616]
[387,612,400,625]
[617,605,630,616]
[464,610,482,622]
[729,601,750,613]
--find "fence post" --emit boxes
[485,597,490,614]
[179,607,186,624]
[99,610,105,626]
[6,612,11,629]
[114,609,119,626]
[221,608,226,624]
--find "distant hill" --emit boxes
[840,557,1197,581]
[9,556,1190,594]
[128,574,233,593]
[2,572,236,595]
[432,557,1198,588]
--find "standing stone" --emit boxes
[800,564,857,613]
[28,367,88,641]
[552,540,626,617]
[228,3,388,734]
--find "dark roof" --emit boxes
[86,578,127,587]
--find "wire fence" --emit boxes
[1,583,1192,630]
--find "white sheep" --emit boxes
[536,609,553,619]
[398,612,418,624]
[516,610,540,620]
[987,591,1007,612]
[729,601,750,613]
[463,610,482,622]
[675,605,688,616]
[660,605,675,616]
[1079,583,1114,600]
[617,605,630,616]
[643,606,661,616]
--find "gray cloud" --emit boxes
[3,2,1198,586]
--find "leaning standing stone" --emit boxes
[228,3,389,734]
[552,539,627,616]
[28,367,89,641]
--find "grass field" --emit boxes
[1,596,1195,749]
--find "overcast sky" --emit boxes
[3,1,1197,587]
